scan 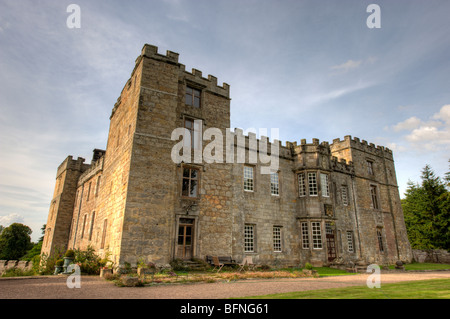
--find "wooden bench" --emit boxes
[206,256,237,266]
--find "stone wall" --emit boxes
[412,249,450,263]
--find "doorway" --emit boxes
[177,218,194,259]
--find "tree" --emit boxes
[21,224,46,261]
[402,164,450,250]
[0,223,33,260]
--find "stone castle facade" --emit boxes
[41,44,412,268]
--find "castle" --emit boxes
[41,44,413,269]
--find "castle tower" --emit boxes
[41,156,88,257]
[330,136,413,264]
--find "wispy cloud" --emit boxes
[331,59,362,72]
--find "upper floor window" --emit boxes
[370,185,379,209]
[244,166,254,192]
[298,173,306,197]
[270,172,279,196]
[308,172,318,196]
[320,173,329,197]
[182,167,199,198]
[184,118,202,150]
[185,86,201,108]
[367,160,374,175]
[341,185,349,206]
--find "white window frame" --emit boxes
[273,226,282,252]
[311,221,323,249]
[270,172,279,196]
[298,173,306,197]
[347,231,354,252]
[320,173,329,197]
[244,224,255,252]
[308,172,318,196]
[301,222,310,249]
[244,166,254,192]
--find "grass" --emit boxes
[388,262,450,271]
[241,278,450,299]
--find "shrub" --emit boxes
[170,258,188,271]
[73,246,104,275]
[304,262,313,270]
[56,259,64,267]
[64,249,75,258]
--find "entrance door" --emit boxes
[177,218,194,259]
[325,222,336,262]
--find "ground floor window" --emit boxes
[244,224,255,252]
[301,222,309,249]
[273,226,282,252]
[347,231,354,252]
[377,228,384,252]
[311,222,323,249]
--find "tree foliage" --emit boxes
[402,163,450,250]
[0,223,33,260]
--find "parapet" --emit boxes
[331,135,393,159]
[141,44,229,98]
[56,156,87,178]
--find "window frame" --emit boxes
[183,118,202,150]
[341,185,349,206]
[367,160,374,175]
[185,86,201,108]
[243,166,254,192]
[298,173,306,197]
[244,224,255,252]
[346,231,354,252]
[377,228,384,253]
[301,222,310,249]
[308,172,318,196]
[320,173,330,197]
[270,172,279,196]
[273,226,282,252]
[311,221,323,249]
[181,167,200,199]
[370,185,379,210]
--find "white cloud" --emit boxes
[0,213,25,227]
[392,116,421,132]
[391,105,450,151]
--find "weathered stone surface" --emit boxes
[121,276,139,287]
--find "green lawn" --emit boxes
[388,262,450,271]
[241,278,450,299]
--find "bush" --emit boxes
[304,263,313,270]
[170,258,188,271]
[73,246,105,275]
[64,249,75,258]
[56,259,64,267]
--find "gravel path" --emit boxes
[1,271,449,299]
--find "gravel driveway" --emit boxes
[1,271,449,299]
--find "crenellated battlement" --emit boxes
[331,135,393,159]
[140,44,230,97]
[56,156,88,178]
[231,128,291,158]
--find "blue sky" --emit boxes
[0,0,449,242]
